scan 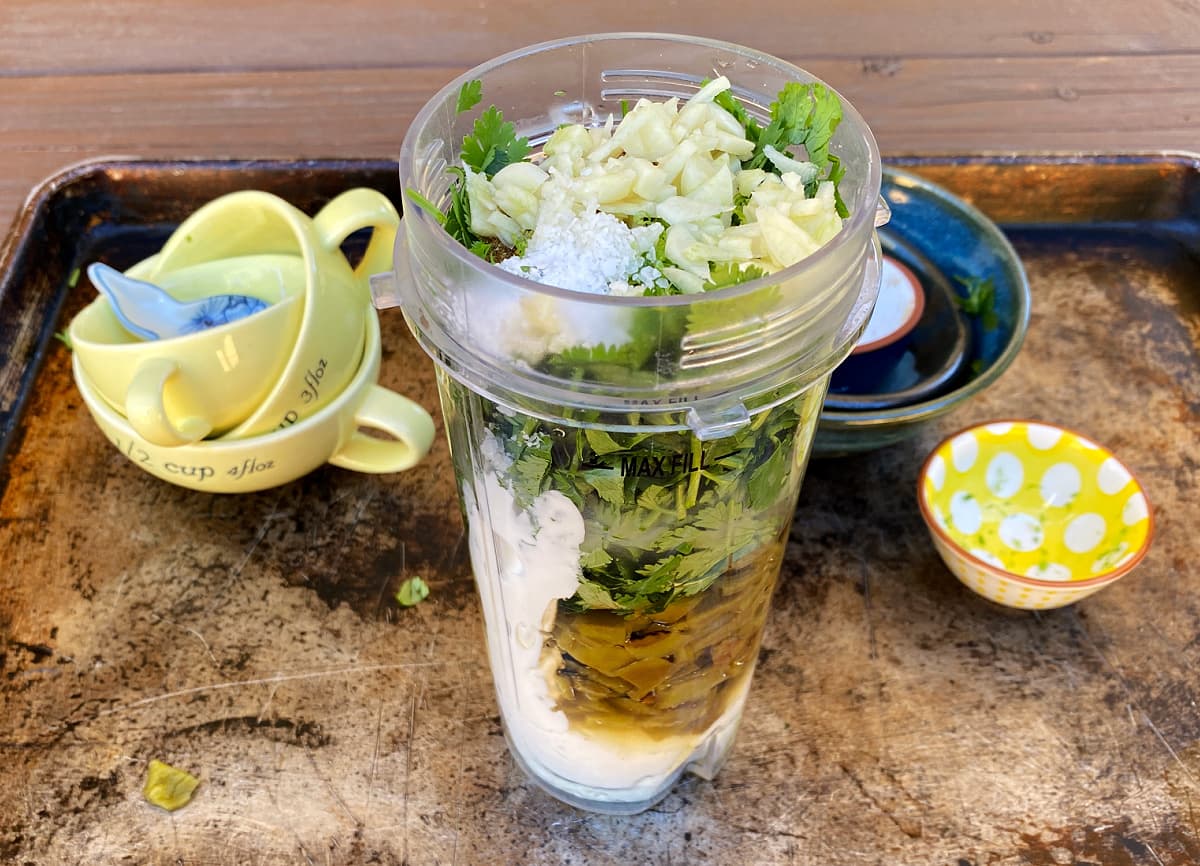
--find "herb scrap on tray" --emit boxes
[954,274,999,330]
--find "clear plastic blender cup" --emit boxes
[388,33,884,814]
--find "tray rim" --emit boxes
[1,150,1197,473]
[5,149,1199,267]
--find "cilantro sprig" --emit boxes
[715,82,848,217]
[460,106,531,177]
[405,79,530,259]
[954,275,999,330]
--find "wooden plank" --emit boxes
[2,0,1200,76]
[4,53,1200,240]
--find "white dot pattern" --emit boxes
[1123,492,1149,526]
[1040,462,1082,507]
[1091,543,1130,574]
[1098,457,1132,495]
[951,433,979,472]
[927,454,946,492]
[1026,424,1063,450]
[970,547,1006,569]
[923,422,1153,609]
[999,513,1044,552]
[1026,563,1073,582]
[1064,513,1107,554]
[932,535,1102,610]
[986,452,1024,498]
[950,491,982,534]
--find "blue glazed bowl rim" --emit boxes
[821,165,1032,428]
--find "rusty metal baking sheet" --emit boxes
[1,156,1198,865]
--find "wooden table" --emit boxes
[3,0,1200,238]
[2,4,1199,864]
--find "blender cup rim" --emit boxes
[398,31,882,308]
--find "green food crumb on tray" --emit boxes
[143,759,200,811]
[395,576,430,607]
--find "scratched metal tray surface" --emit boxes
[1,156,1198,866]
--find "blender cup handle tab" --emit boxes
[327,385,436,474]
[834,237,884,348]
[369,226,408,311]
[311,188,401,291]
[875,195,892,228]
[369,270,402,310]
[686,401,752,441]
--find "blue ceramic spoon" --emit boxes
[87,262,269,340]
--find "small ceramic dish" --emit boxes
[827,252,925,394]
[815,165,1031,457]
[917,420,1154,610]
[825,232,971,410]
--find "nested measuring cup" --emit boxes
[387,33,886,814]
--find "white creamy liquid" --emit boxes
[463,430,750,804]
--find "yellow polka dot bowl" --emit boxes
[917,420,1154,610]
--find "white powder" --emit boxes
[497,174,661,295]
[463,429,754,806]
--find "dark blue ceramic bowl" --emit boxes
[826,235,971,407]
[814,165,1031,457]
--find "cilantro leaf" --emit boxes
[581,469,625,506]
[538,320,669,383]
[686,280,782,336]
[746,441,791,511]
[508,430,554,506]
[442,167,478,249]
[721,81,846,212]
[513,392,809,616]
[584,429,626,455]
[395,576,430,607]
[658,499,770,583]
[753,83,842,171]
[405,188,447,225]
[461,106,530,178]
[456,79,483,114]
[827,154,849,218]
[420,83,526,253]
[794,83,842,168]
[703,261,767,291]
[730,190,751,226]
[954,275,999,330]
[573,579,621,609]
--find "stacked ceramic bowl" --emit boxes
[813,167,1032,457]
[68,189,434,493]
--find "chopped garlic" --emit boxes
[459,74,844,293]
